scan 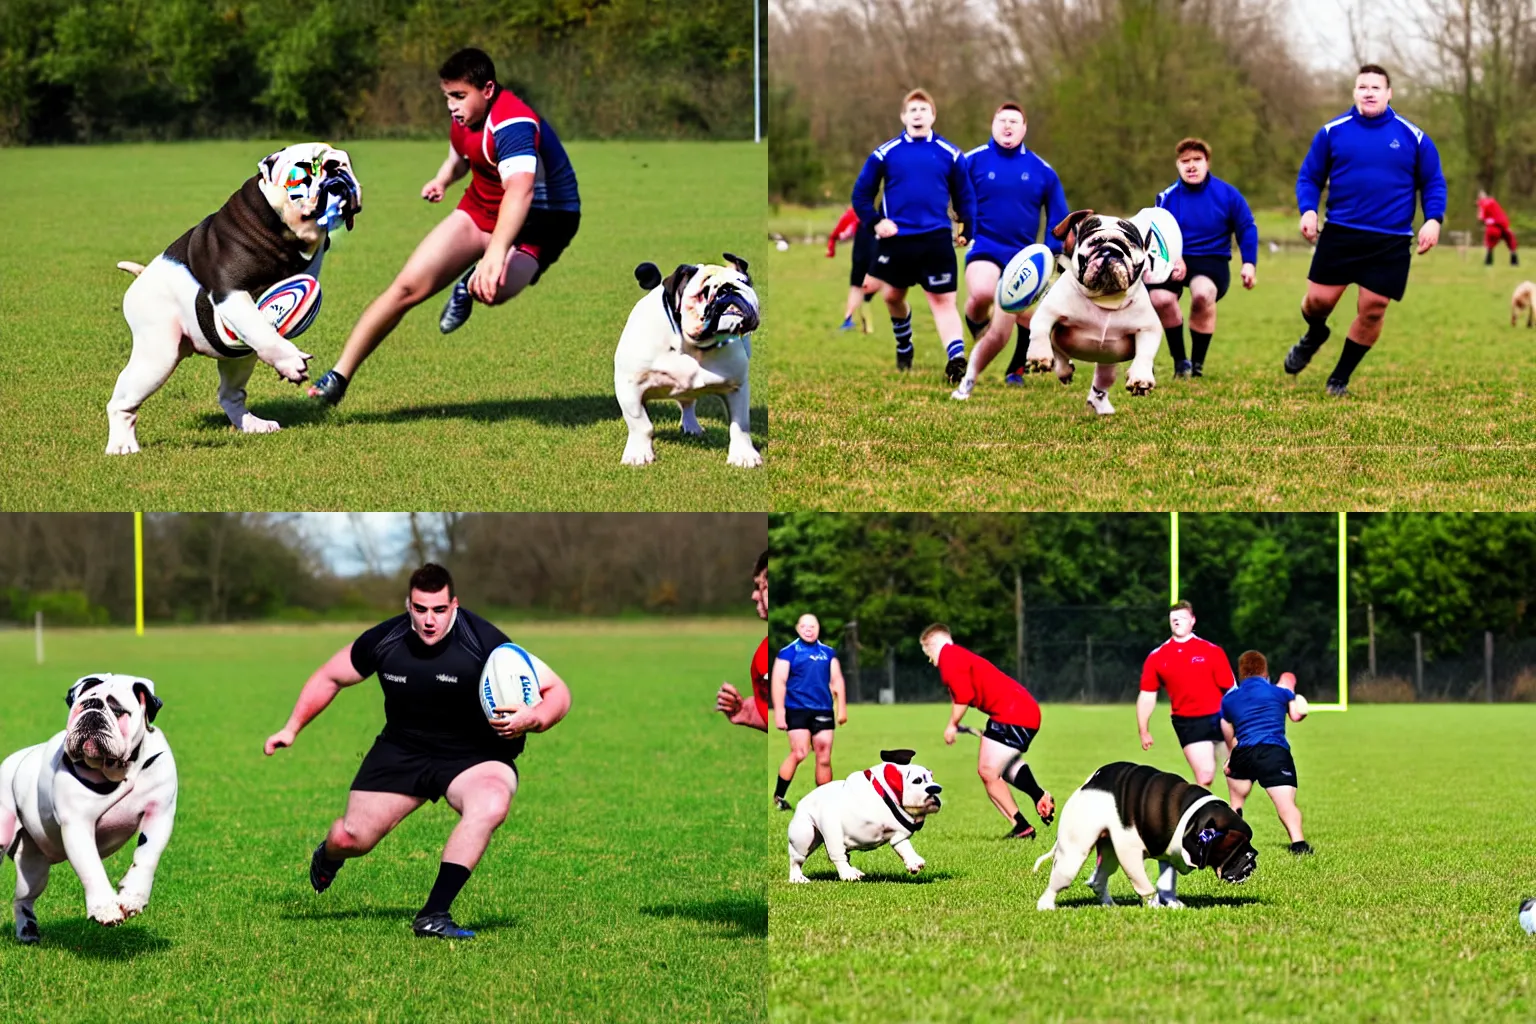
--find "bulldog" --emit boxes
[0,674,178,943]
[614,254,761,468]
[1033,761,1256,910]
[1023,210,1163,415]
[787,750,942,882]
[107,142,363,454]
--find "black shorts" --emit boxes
[869,229,958,293]
[1170,713,1224,748]
[517,208,581,285]
[1147,254,1232,302]
[850,221,877,287]
[784,707,836,734]
[351,734,518,803]
[982,718,1037,752]
[1228,743,1299,789]
[1307,223,1413,302]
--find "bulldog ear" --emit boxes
[66,675,106,708]
[879,748,916,766]
[258,150,283,186]
[1117,219,1144,250]
[133,680,163,724]
[662,264,698,316]
[722,252,750,279]
[1051,209,1095,254]
[635,262,662,291]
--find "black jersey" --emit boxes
[350,607,520,757]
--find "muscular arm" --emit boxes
[437,146,470,186]
[486,171,536,266]
[771,658,790,730]
[830,658,847,725]
[1136,689,1158,747]
[265,644,365,754]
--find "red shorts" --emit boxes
[1485,223,1518,250]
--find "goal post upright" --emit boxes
[135,511,144,637]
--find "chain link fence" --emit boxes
[1349,603,1536,702]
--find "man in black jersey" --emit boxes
[263,563,571,940]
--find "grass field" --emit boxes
[0,140,766,510]
[0,621,765,1023]
[767,702,1536,1023]
[768,204,1536,510]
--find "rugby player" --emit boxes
[919,624,1054,840]
[1477,189,1519,266]
[1136,600,1236,788]
[1287,63,1446,397]
[308,48,581,406]
[716,551,771,731]
[771,613,846,811]
[1221,653,1313,855]
[263,563,571,939]
[1147,138,1258,379]
[828,207,880,333]
[851,89,977,382]
[950,101,1069,399]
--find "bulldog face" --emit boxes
[63,674,161,781]
[1052,210,1148,298]
[663,254,761,348]
[1187,825,1259,884]
[872,750,943,820]
[257,143,363,243]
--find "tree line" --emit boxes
[1,0,759,145]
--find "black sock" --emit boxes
[892,312,913,355]
[1301,309,1330,347]
[1485,248,1495,264]
[1328,338,1371,384]
[420,862,472,917]
[319,842,344,872]
[1012,811,1030,829]
[1190,330,1211,367]
[774,774,791,800]
[965,315,988,341]
[1005,760,1045,802]
[1164,323,1187,363]
[1005,326,1029,373]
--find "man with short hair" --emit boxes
[771,614,846,811]
[264,562,571,939]
[1147,138,1258,379]
[920,624,1054,839]
[716,551,770,731]
[1137,600,1236,787]
[950,102,1070,399]
[1477,189,1519,266]
[851,89,977,382]
[1221,652,1312,855]
[1287,63,1446,397]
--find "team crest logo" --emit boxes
[1389,139,1401,149]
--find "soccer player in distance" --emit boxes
[828,206,881,333]
[950,101,1069,399]
[1220,653,1313,855]
[851,89,977,382]
[308,48,581,406]
[263,563,571,939]
[1476,189,1519,266]
[1137,600,1236,788]
[716,551,770,731]
[1147,138,1258,379]
[920,624,1054,840]
[771,613,846,811]
[1287,63,1446,397]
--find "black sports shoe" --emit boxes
[1285,325,1329,375]
[307,369,349,406]
[1513,252,1521,267]
[1290,840,1314,856]
[1325,380,1349,398]
[944,355,967,384]
[895,348,913,372]
[439,267,476,334]
[1173,359,1193,378]
[1005,821,1037,840]
[773,796,793,812]
[413,911,476,939]
[310,841,343,893]
[1190,361,1204,378]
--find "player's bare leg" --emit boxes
[954,307,1031,399]
[810,729,834,787]
[1182,740,1218,787]
[924,289,968,383]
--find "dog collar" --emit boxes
[864,768,923,833]
[1174,794,1221,870]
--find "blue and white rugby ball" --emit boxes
[997,243,1055,313]
[212,273,323,352]
[479,642,543,722]
[1131,208,1183,286]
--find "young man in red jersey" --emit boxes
[920,624,1054,839]
[1137,600,1237,787]
[716,551,770,731]
[308,48,582,406]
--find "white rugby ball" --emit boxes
[1131,207,1183,285]
[212,273,322,352]
[997,243,1055,313]
[479,642,543,721]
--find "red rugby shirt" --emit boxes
[751,637,771,722]
[937,643,1041,728]
[1139,635,1235,717]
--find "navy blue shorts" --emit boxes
[784,707,835,734]
[850,221,877,287]
[869,229,958,293]
[1307,223,1412,301]
[1228,743,1298,789]
[351,735,517,803]
[982,718,1037,752]
[965,236,1023,269]
[1147,254,1232,302]
[1170,713,1224,748]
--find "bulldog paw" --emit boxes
[1025,356,1055,375]
[835,864,865,882]
[89,900,125,927]
[1036,895,1057,911]
[272,351,312,384]
[237,413,281,435]
[679,407,705,436]
[1124,371,1156,396]
[726,445,763,469]
[117,889,148,919]
[904,858,925,875]
[621,441,656,467]
[1055,359,1075,385]
[104,436,140,456]
[788,869,810,884]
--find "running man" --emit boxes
[716,551,770,732]
[1477,189,1519,266]
[828,207,881,333]
[951,101,1069,399]
[771,613,846,811]
[1136,600,1236,787]
[1286,63,1446,397]
[308,48,581,405]
[851,89,977,382]
[1147,138,1258,379]
[920,624,1054,839]
[1220,653,1313,855]
[263,563,571,939]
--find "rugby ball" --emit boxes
[997,243,1055,313]
[212,273,323,352]
[479,642,543,721]
[1131,207,1183,285]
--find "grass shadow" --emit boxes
[278,904,520,931]
[34,918,172,960]
[1052,893,1263,909]
[638,896,766,938]
[794,869,959,885]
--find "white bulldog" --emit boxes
[1023,210,1164,415]
[107,142,363,454]
[787,750,942,882]
[614,254,761,468]
[0,674,178,943]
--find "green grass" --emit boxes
[768,211,1536,509]
[0,140,767,510]
[767,703,1536,1023]
[0,621,765,1022]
